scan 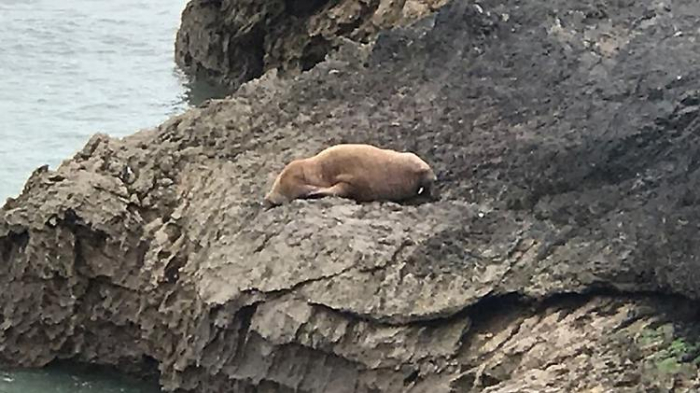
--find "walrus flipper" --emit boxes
[305,182,353,199]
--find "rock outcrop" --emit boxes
[174,0,447,90]
[4,0,700,391]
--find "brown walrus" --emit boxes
[263,144,437,208]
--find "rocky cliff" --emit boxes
[4,0,700,392]
[174,0,447,90]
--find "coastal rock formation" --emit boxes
[174,0,448,90]
[4,0,700,391]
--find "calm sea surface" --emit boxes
[0,0,224,201]
[0,0,221,391]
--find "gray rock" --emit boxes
[3,0,700,391]
[174,0,448,91]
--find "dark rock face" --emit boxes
[174,0,448,90]
[4,0,700,391]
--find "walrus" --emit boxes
[262,144,437,208]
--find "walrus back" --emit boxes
[313,144,433,202]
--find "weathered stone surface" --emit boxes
[174,0,448,90]
[4,0,700,391]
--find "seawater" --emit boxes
[0,364,160,393]
[0,0,222,201]
[0,0,223,391]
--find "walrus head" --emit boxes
[415,166,439,201]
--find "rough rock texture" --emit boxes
[174,0,448,90]
[4,0,700,391]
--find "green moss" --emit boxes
[638,326,700,376]
[668,338,699,358]
[655,357,681,374]
[638,327,663,347]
